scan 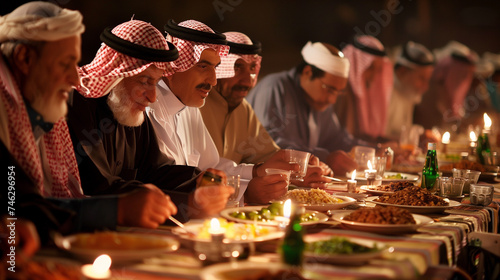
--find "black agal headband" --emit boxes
[164,19,227,45]
[100,27,179,62]
[228,40,262,55]
[401,41,435,66]
[352,36,386,57]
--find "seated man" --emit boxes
[335,35,394,141]
[386,41,435,140]
[247,41,369,175]
[68,20,233,221]
[201,31,279,164]
[414,41,477,130]
[0,2,177,246]
[147,20,300,204]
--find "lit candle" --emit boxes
[441,131,450,154]
[364,160,376,185]
[208,218,225,243]
[275,199,291,230]
[81,254,111,279]
[347,169,357,193]
[484,113,492,131]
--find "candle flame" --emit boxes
[469,131,477,142]
[283,199,291,219]
[351,169,356,181]
[484,113,492,129]
[367,160,373,170]
[93,254,111,274]
[210,218,221,231]
[441,131,450,144]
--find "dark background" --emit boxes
[3,0,500,77]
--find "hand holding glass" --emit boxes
[285,149,311,182]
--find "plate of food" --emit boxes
[360,181,416,195]
[220,204,328,227]
[382,172,419,182]
[276,188,357,211]
[346,171,418,183]
[331,208,433,234]
[171,218,284,243]
[56,231,179,263]
[17,257,83,280]
[304,236,386,265]
[365,186,460,214]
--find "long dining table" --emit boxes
[17,178,499,280]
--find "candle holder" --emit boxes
[364,170,376,185]
[442,143,448,155]
[194,239,237,266]
[347,180,357,193]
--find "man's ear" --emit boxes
[12,44,35,75]
[301,65,312,80]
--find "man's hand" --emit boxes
[117,184,177,228]
[189,169,234,218]
[245,174,288,204]
[292,164,330,188]
[326,150,357,176]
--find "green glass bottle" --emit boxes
[477,130,491,165]
[421,142,439,192]
[281,204,305,267]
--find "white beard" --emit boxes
[107,83,144,127]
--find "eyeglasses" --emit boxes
[320,80,345,95]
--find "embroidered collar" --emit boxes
[25,101,54,134]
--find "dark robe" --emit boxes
[0,140,119,245]
[67,92,200,222]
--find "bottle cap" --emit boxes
[427,142,437,150]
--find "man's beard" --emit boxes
[107,82,144,127]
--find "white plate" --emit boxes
[57,232,179,263]
[276,195,357,211]
[346,171,418,182]
[172,222,284,243]
[303,235,386,265]
[359,185,394,196]
[331,211,433,234]
[365,196,461,214]
[220,206,328,227]
[200,261,292,280]
[382,172,419,182]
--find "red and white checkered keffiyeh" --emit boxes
[342,35,393,138]
[78,20,174,98]
[167,20,229,74]
[0,55,83,198]
[215,32,262,79]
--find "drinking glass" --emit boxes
[226,175,240,208]
[470,184,494,206]
[371,156,387,179]
[353,146,375,171]
[285,149,311,181]
[439,177,465,198]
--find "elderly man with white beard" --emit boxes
[67,20,233,223]
[385,41,435,140]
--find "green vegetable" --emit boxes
[306,237,379,255]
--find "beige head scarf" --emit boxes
[0,1,84,43]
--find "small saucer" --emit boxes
[441,195,465,202]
